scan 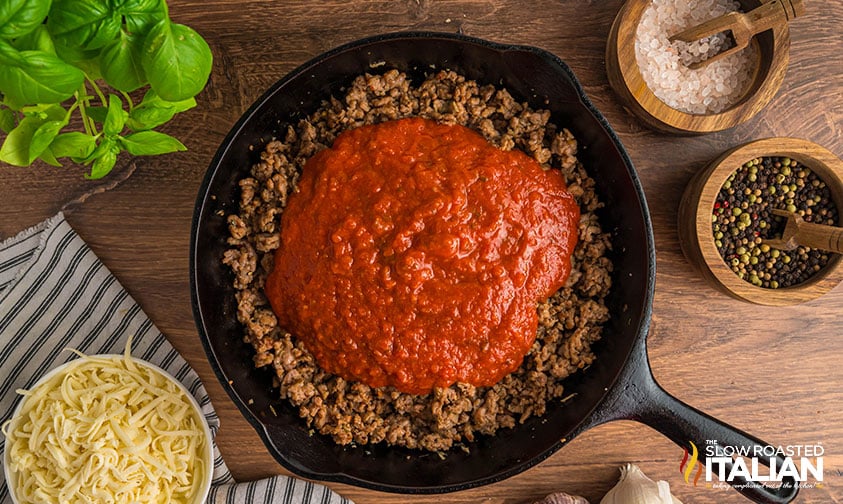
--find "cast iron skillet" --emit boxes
[190,32,798,503]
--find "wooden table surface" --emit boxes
[2,1,842,503]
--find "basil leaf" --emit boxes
[29,117,68,160]
[53,40,102,79]
[0,107,15,133]
[10,25,56,54]
[103,94,127,136]
[141,19,212,102]
[0,0,51,39]
[20,102,65,120]
[126,89,195,131]
[38,145,61,166]
[89,151,117,178]
[119,130,185,156]
[0,104,64,165]
[137,89,197,113]
[126,104,177,131]
[0,38,25,66]
[47,0,121,51]
[0,115,41,165]
[113,0,165,36]
[100,30,146,92]
[86,106,108,124]
[0,44,85,107]
[20,102,64,117]
[86,137,120,179]
[50,131,96,159]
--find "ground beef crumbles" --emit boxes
[222,69,613,451]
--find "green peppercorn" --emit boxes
[713,156,838,290]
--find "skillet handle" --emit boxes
[632,378,800,504]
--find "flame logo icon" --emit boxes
[679,441,703,486]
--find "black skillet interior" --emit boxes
[190,32,655,492]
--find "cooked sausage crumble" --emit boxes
[223,69,612,451]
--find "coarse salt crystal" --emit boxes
[634,0,757,114]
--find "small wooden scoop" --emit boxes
[764,209,843,253]
[669,0,805,69]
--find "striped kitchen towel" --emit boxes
[0,213,351,504]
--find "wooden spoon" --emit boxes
[669,0,805,69]
[764,209,843,253]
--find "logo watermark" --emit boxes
[679,440,824,490]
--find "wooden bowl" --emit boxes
[606,0,791,134]
[678,137,843,305]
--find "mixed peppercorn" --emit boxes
[712,156,839,288]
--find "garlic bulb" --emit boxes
[600,464,683,504]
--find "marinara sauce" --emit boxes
[265,117,579,394]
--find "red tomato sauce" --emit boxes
[265,117,579,394]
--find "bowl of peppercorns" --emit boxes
[679,137,843,305]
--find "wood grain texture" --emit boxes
[769,210,843,253]
[2,1,843,503]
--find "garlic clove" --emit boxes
[533,491,590,504]
[600,464,683,504]
[659,480,682,504]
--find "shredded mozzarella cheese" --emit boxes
[3,347,209,504]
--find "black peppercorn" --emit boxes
[712,157,839,288]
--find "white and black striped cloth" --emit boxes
[0,213,351,504]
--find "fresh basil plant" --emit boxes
[0,0,213,178]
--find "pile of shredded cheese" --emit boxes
[3,346,209,504]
